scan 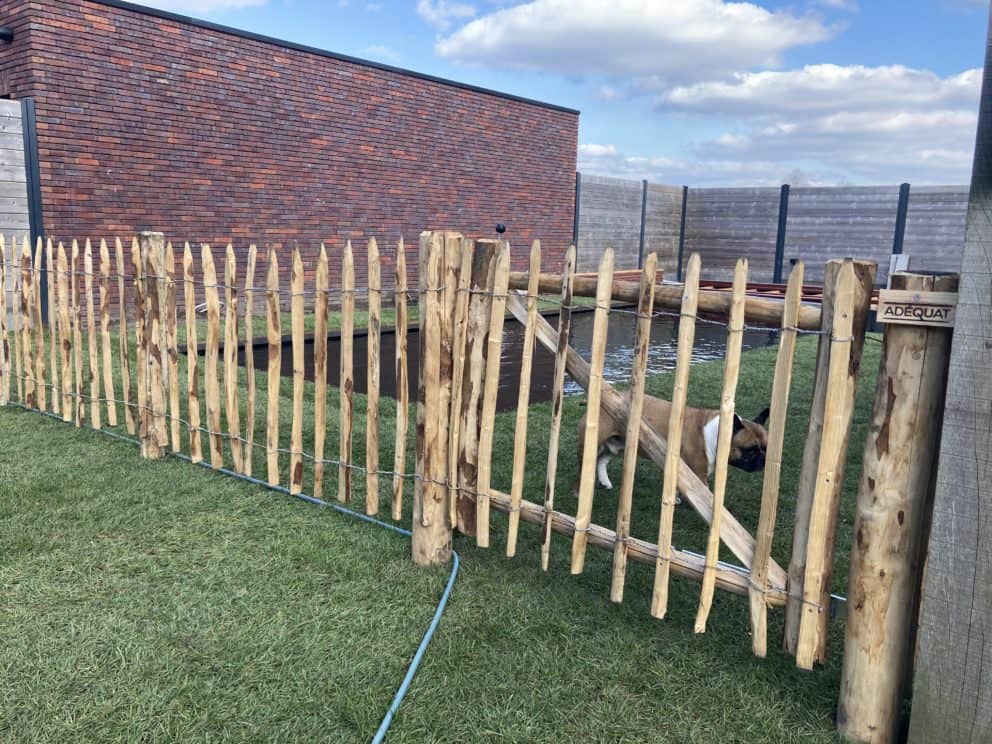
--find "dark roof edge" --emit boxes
[88,0,581,116]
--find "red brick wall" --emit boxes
[1,0,578,291]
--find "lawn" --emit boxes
[0,321,881,742]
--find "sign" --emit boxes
[876,289,957,328]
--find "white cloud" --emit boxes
[812,0,858,11]
[128,0,266,12]
[361,44,402,64]
[579,143,618,157]
[417,0,477,30]
[434,0,830,84]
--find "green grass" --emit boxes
[0,329,882,742]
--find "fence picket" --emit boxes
[475,241,511,548]
[131,238,146,437]
[651,253,701,619]
[99,239,116,426]
[72,240,84,425]
[143,234,167,458]
[265,248,281,486]
[313,244,329,499]
[21,238,35,409]
[695,258,749,633]
[507,240,542,557]
[12,239,22,404]
[243,244,258,477]
[610,251,658,601]
[116,238,134,435]
[202,244,223,468]
[0,236,7,405]
[749,261,804,657]
[165,242,180,451]
[541,244,576,571]
[290,247,305,496]
[446,237,472,526]
[224,244,243,472]
[437,233,461,526]
[32,238,47,413]
[796,259,857,670]
[366,237,382,515]
[339,241,355,503]
[392,238,409,521]
[183,243,203,463]
[84,239,101,428]
[571,247,615,573]
[58,242,72,420]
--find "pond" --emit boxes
[235,308,779,412]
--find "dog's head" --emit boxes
[729,408,769,473]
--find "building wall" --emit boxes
[0,0,578,291]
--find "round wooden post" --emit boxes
[140,231,166,460]
[837,272,958,743]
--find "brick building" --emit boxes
[0,0,579,286]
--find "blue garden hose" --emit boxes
[8,403,460,743]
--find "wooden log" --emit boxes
[21,237,35,409]
[475,240,511,548]
[243,244,258,477]
[224,244,243,472]
[202,244,224,468]
[785,258,876,661]
[412,232,452,565]
[58,242,72,421]
[506,293,786,588]
[446,236,472,526]
[32,238,46,413]
[72,239,84,425]
[366,236,382,515]
[695,257,748,633]
[339,241,355,503]
[290,246,305,496]
[610,251,658,601]
[141,232,166,459]
[131,238,146,437]
[313,244,329,499]
[651,253,701,619]
[541,244,576,572]
[796,259,858,669]
[749,261,805,657]
[99,239,117,426]
[164,241,180,451]
[183,243,203,463]
[392,238,409,521]
[572,247,615,573]
[265,248,281,486]
[490,488,787,606]
[507,240,543,558]
[507,271,821,331]
[116,238,134,435]
[414,233,430,534]
[46,239,59,416]
[84,239,101,428]
[456,240,498,535]
[0,236,8,405]
[836,272,957,743]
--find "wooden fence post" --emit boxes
[837,272,958,743]
[785,257,876,662]
[412,232,452,565]
[140,231,167,460]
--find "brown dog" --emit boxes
[575,394,769,498]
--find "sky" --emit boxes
[129,0,988,187]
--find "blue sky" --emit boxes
[134,0,988,186]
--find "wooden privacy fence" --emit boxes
[0,229,957,740]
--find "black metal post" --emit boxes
[676,185,688,281]
[572,171,581,251]
[773,183,791,284]
[637,179,648,268]
[20,98,46,321]
[892,182,911,255]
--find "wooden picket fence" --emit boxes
[0,229,876,671]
